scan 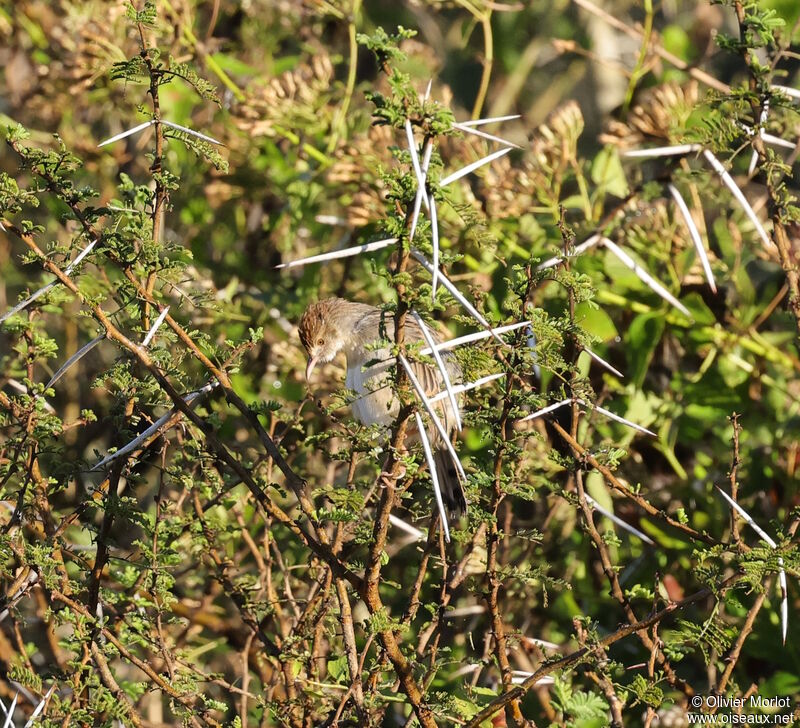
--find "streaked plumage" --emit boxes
[299,298,466,514]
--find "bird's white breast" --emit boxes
[345,348,397,429]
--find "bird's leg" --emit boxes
[378,445,408,487]
[394,444,408,482]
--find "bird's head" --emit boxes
[298,299,348,381]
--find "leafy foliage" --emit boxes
[0,0,799,726]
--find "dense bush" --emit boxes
[0,1,799,726]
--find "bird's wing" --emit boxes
[409,356,444,398]
[400,316,462,437]
[402,315,461,393]
[356,307,461,399]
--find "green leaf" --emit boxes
[626,312,666,387]
[575,301,618,341]
[327,655,348,682]
[591,146,629,198]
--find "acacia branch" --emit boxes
[550,420,717,545]
[465,574,743,728]
[1,220,362,593]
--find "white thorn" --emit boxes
[601,238,691,317]
[411,249,503,343]
[714,487,777,547]
[430,196,440,297]
[748,149,759,177]
[537,234,601,271]
[745,102,768,175]
[47,334,104,389]
[275,237,397,268]
[459,114,521,127]
[141,306,170,348]
[420,321,530,356]
[584,493,655,544]
[770,84,800,100]
[408,189,425,244]
[97,120,155,147]
[702,149,772,249]
[578,398,656,437]
[91,382,219,471]
[2,693,18,728]
[778,563,788,645]
[583,347,624,378]
[63,240,97,275]
[412,311,461,431]
[388,513,425,541]
[405,120,425,191]
[668,183,716,293]
[161,119,223,146]
[429,372,505,404]
[4,380,55,414]
[23,686,55,728]
[0,281,57,326]
[511,674,555,686]
[520,398,572,422]
[761,132,797,150]
[315,214,349,226]
[526,325,542,378]
[520,636,562,651]
[415,411,450,543]
[423,79,433,102]
[453,122,521,149]
[400,355,466,483]
[439,147,512,188]
[1,240,96,325]
[444,605,486,618]
[623,144,702,158]
[419,141,434,209]
[406,128,433,246]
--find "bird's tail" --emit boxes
[434,450,467,517]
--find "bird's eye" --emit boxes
[317,338,325,345]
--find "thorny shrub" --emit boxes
[0,1,799,726]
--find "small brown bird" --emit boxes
[298,297,466,515]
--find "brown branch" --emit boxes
[464,574,743,728]
[571,0,730,93]
[334,580,366,718]
[86,460,123,619]
[576,620,624,728]
[7,140,307,498]
[1,220,362,593]
[51,589,211,716]
[716,589,767,694]
[550,420,717,545]
[136,20,168,328]
[728,413,743,545]
[732,0,800,336]
[89,642,146,728]
[347,129,441,728]
[574,471,690,696]
[486,374,526,726]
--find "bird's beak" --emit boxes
[305,356,318,381]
